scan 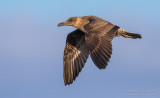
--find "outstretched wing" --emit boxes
[84,17,119,69]
[63,29,89,85]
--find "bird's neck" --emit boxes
[74,17,89,32]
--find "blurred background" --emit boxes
[0,0,160,98]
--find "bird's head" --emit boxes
[58,17,78,27]
[58,16,90,30]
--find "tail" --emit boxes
[116,28,142,39]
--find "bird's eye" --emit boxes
[68,19,73,22]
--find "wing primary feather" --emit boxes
[74,51,81,77]
[93,49,107,68]
[100,42,112,57]
[73,54,79,80]
[100,44,112,61]
[91,51,105,69]
[70,53,74,84]
[67,53,72,84]
[98,45,110,62]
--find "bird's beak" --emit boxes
[58,22,66,27]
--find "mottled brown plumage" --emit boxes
[63,29,89,85]
[58,16,142,85]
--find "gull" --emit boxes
[58,16,142,85]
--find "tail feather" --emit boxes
[121,31,142,39]
[117,28,142,39]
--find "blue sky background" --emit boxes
[0,0,160,98]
